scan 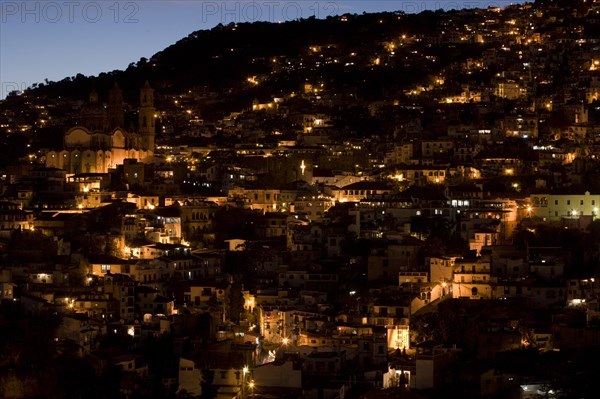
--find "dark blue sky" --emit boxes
[0,1,523,99]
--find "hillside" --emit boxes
[17,10,480,104]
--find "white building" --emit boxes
[530,191,600,222]
[452,259,492,299]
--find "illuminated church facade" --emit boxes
[46,81,155,174]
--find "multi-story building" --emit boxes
[227,187,283,212]
[332,181,394,203]
[176,198,217,240]
[293,196,334,222]
[421,140,454,159]
[461,199,518,242]
[89,255,135,277]
[136,285,174,316]
[368,239,423,281]
[0,201,34,232]
[74,293,118,321]
[429,256,457,286]
[256,213,287,238]
[414,342,457,390]
[103,273,135,322]
[393,166,448,185]
[384,144,414,166]
[452,258,492,299]
[502,114,538,139]
[530,191,600,222]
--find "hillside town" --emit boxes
[1,1,600,398]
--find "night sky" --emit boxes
[1,1,522,99]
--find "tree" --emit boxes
[200,369,218,399]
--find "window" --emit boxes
[567,200,571,205]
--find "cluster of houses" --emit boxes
[2,1,600,398]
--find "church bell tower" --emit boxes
[108,82,125,129]
[138,81,155,152]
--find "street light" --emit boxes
[241,366,249,399]
[248,380,255,397]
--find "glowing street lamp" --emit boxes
[241,366,250,399]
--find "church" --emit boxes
[45,82,156,174]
